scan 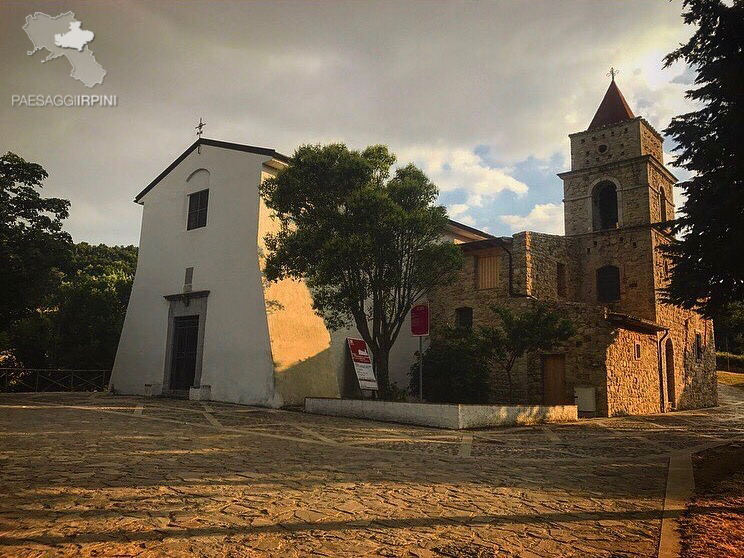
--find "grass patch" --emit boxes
[717,370,744,391]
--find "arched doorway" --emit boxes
[665,339,675,407]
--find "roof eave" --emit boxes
[134,138,290,204]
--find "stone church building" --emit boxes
[429,78,717,416]
[111,77,716,417]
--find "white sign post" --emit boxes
[347,338,379,393]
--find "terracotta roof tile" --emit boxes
[587,80,635,130]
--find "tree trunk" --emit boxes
[373,347,391,392]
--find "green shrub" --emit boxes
[408,326,492,404]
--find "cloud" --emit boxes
[671,65,697,85]
[456,214,477,226]
[0,0,696,244]
[398,146,528,204]
[447,203,470,218]
[500,203,564,235]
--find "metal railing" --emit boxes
[0,368,111,393]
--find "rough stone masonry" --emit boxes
[429,78,717,417]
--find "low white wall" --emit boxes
[304,398,577,429]
[458,404,577,428]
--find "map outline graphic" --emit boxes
[23,11,106,88]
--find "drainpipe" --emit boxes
[501,243,515,297]
[657,328,669,412]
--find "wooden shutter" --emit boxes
[477,255,499,289]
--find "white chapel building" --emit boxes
[110,138,488,406]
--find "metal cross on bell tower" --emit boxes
[195,117,206,153]
[607,67,619,81]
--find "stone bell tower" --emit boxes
[558,75,677,321]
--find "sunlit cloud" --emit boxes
[500,203,564,235]
[399,146,528,202]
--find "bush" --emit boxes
[379,383,408,402]
[717,352,744,373]
[409,326,492,404]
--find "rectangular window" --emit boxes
[557,263,567,298]
[695,333,703,360]
[477,255,499,290]
[455,307,473,329]
[184,267,194,289]
[187,189,209,230]
[634,342,641,360]
[597,265,621,303]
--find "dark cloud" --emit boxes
[0,1,693,243]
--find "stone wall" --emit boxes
[639,119,664,163]
[571,227,657,321]
[430,107,716,418]
[428,258,615,413]
[562,119,669,237]
[516,232,581,301]
[605,328,661,416]
[569,118,645,173]
[562,159,654,236]
[651,230,717,410]
[647,166,676,224]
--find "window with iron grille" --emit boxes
[187,189,209,230]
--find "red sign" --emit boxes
[347,338,378,391]
[411,302,430,336]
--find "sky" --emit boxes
[1,0,698,246]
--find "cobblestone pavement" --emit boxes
[0,387,742,557]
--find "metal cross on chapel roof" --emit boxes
[607,67,619,81]
[195,117,206,138]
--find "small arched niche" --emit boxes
[187,168,210,189]
[592,181,618,231]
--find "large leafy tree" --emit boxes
[8,243,137,369]
[662,0,744,317]
[0,152,71,344]
[260,144,462,390]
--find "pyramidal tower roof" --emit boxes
[587,78,635,130]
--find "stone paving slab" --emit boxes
[0,388,742,557]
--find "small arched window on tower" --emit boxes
[659,188,668,222]
[592,181,618,231]
[596,265,621,303]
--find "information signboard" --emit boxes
[347,338,379,391]
[411,302,430,336]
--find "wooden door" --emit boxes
[170,315,199,391]
[542,354,566,405]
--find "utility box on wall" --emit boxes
[574,385,597,417]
